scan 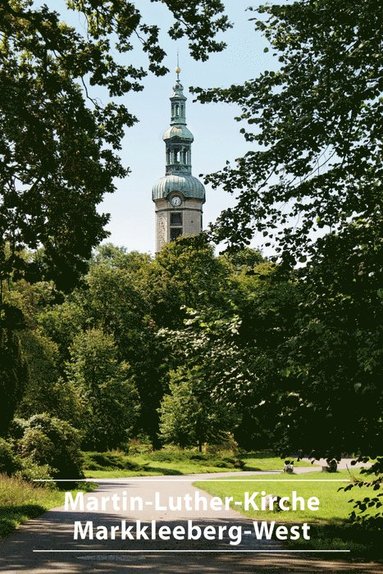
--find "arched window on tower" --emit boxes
[175,104,180,117]
[183,149,188,164]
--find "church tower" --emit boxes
[152,66,205,252]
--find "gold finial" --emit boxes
[176,52,181,80]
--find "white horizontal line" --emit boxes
[32,478,350,482]
[33,549,351,554]
[194,479,351,482]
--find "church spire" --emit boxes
[170,63,187,126]
[163,64,194,176]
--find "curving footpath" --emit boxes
[0,468,381,573]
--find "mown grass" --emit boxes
[195,471,363,522]
[83,448,316,477]
[240,451,318,471]
[194,470,382,558]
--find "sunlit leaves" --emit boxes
[193,0,383,262]
[0,0,229,298]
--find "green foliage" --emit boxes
[153,235,230,323]
[156,262,285,451]
[16,329,77,420]
[77,247,163,443]
[273,229,383,457]
[0,438,20,475]
[159,366,239,451]
[159,377,201,448]
[82,446,246,477]
[0,328,28,436]
[193,0,383,462]
[16,462,56,483]
[82,451,143,472]
[2,279,80,421]
[38,297,86,364]
[0,1,229,299]
[342,457,383,532]
[84,248,151,357]
[66,239,238,444]
[194,0,383,264]
[127,436,154,455]
[7,417,27,440]
[66,328,140,450]
[18,413,83,480]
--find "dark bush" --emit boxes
[190,453,206,461]
[19,413,83,480]
[0,438,20,475]
[8,418,28,440]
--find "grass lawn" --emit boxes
[194,471,362,522]
[240,451,317,471]
[85,466,221,478]
[83,449,318,478]
[0,474,93,538]
[194,471,382,558]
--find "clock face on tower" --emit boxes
[170,195,182,207]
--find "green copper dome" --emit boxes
[163,125,194,142]
[152,67,205,204]
[152,174,205,201]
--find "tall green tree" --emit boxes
[16,328,79,421]
[66,328,140,450]
[158,258,299,451]
[79,246,163,443]
[193,0,383,521]
[276,226,383,457]
[0,328,28,435]
[159,366,237,451]
[194,0,383,264]
[76,239,236,444]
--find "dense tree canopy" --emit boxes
[66,328,140,450]
[194,0,383,266]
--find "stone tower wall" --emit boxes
[155,198,203,252]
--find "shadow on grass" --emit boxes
[0,504,46,537]
[287,519,383,560]
[140,466,183,476]
[85,465,185,477]
[241,450,278,459]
